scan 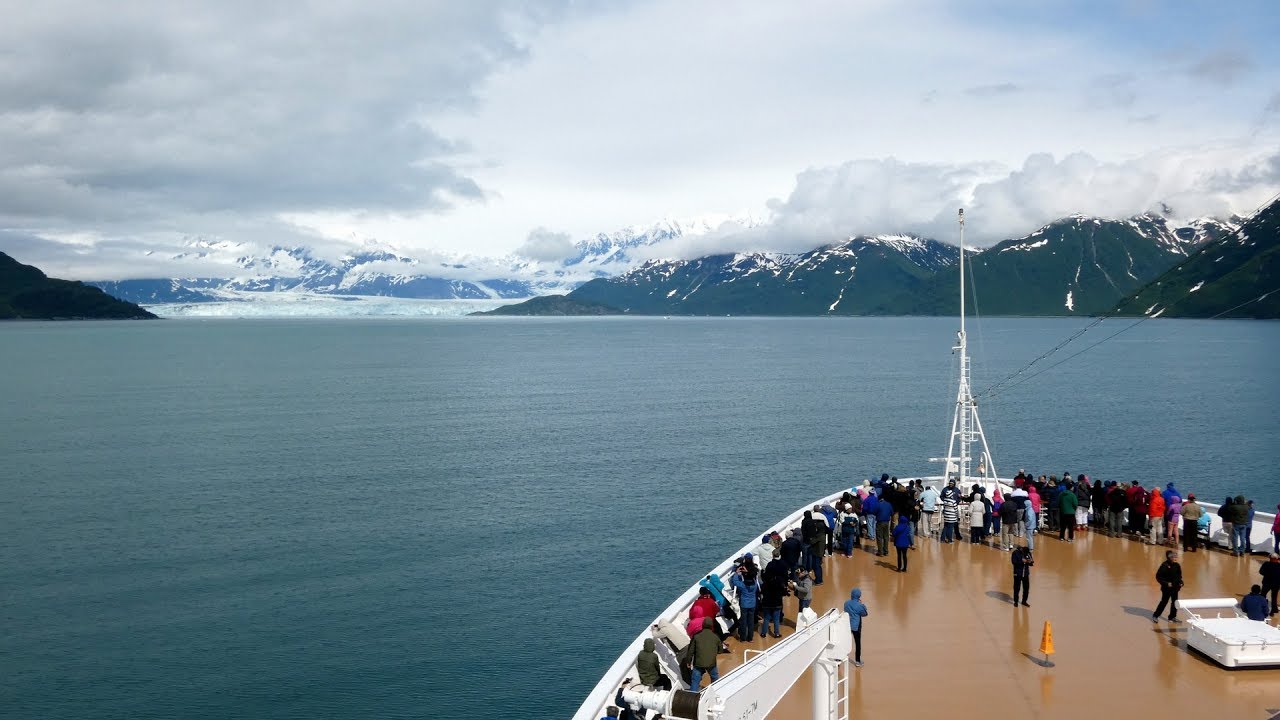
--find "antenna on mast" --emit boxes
[931,208,997,485]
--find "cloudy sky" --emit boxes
[2,0,1278,279]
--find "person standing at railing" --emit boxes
[1147,487,1165,546]
[1181,495,1203,552]
[999,496,1019,551]
[1226,496,1250,556]
[1165,494,1182,548]
[1273,505,1280,554]
[919,483,938,538]
[1059,484,1078,543]
[874,494,894,557]
[1245,500,1255,551]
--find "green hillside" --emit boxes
[1114,199,1280,319]
[0,252,157,320]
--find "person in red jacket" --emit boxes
[1127,482,1149,535]
[1148,489,1166,545]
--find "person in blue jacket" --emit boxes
[892,515,913,572]
[1241,584,1269,621]
[844,588,868,667]
[861,492,879,549]
[874,496,894,557]
[729,560,761,641]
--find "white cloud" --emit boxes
[2,1,1279,278]
[636,144,1280,260]
[515,227,575,262]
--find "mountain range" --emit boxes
[1114,199,1280,319]
[485,211,1249,317]
[87,217,745,305]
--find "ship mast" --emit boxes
[938,208,996,485]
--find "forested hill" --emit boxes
[0,252,157,320]
[1113,197,1280,319]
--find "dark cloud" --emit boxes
[1186,48,1254,85]
[0,1,571,232]
[963,82,1022,98]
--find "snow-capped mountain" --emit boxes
[562,233,960,315]
[89,217,754,306]
[493,213,1240,317]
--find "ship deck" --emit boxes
[719,529,1279,718]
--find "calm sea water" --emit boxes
[2,317,1277,719]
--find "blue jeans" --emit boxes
[737,606,756,641]
[761,606,781,636]
[841,527,856,555]
[807,552,824,584]
[864,518,876,542]
[690,664,719,689]
[1234,524,1249,553]
[799,597,812,611]
[942,521,957,542]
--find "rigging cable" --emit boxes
[975,189,1280,401]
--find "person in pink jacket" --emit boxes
[1273,504,1280,554]
[1028,485,1042,515]
[686,604,708,638]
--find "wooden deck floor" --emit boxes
[717,529,1279,719]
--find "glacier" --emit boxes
[146,292,517,318]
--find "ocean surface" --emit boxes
[2,316,1277,719]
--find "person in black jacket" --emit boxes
[780,528,803,579]
[1152,550,1184,622]
[1012,544,1034,606]
[1260,553,1280,617]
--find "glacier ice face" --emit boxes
[146,292,516,318]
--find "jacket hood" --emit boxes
[850,588,862,600]
[643,639,655,652]
[1166,483,1176,491]
[1235,495,1246,504]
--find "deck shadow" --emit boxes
[1021,652,1055,667]
[986,590,1015,605]
[1121,605,1155,619]
[874,560,902,572]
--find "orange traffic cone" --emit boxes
[1040,620,1055,664]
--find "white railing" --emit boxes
[571,481,1277,720]
[570,487,864,720]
